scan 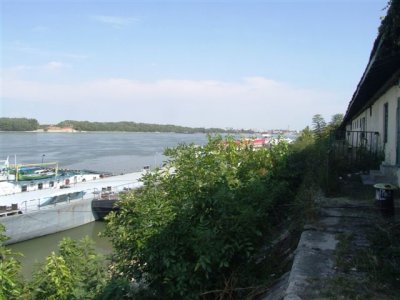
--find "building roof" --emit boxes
[342,0,400,127]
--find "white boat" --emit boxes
[0,162,145,245]
[0,156,12,181]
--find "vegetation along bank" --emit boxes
[1,113,344,299]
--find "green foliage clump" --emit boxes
[311,114,327,139]
[29,253,76,300]
[291,117,330,189]
[378,0,400,57]
[105,136,296,299]
[28,237,107,300]
[329,113,344,128]
[291,126,314,152]
[0,225,23,300]
[0,118,39,131]
[310,113,343,141]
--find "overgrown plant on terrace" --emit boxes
[104,135,303,299]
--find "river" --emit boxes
[0,132,209,174]
[1,132,209,278]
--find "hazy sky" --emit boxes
[1,0,388,130]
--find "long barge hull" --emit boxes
[2,198,95,245]
[0,171,144,245]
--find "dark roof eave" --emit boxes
[340,0,400,129]
[340,55,400,128]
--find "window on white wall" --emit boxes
[384,103,388,143]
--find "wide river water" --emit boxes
[0,132,209,174]
[0,132,209,278]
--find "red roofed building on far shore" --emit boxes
[45,126,77,133]
[250,138,268,148]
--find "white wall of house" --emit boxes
[349,84,400,168]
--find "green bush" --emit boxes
[0,225,23,300]
[28,237,107,300]
[105,136,296,299]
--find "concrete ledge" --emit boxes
[262,195,388,299]
[283,230,337,300]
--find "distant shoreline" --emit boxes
[0,118,259,134]
[0,118,299,135]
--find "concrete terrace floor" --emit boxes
[264,177,400,300]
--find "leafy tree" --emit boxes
[28,237,107,299]
[105,136,294,298]
[292,126,315,151]
[0,225,23,300]
[329,113,343,128]
[312,114,327,138]
[29,252,76,300]
[58,237,107,298]
[292,113,344,194]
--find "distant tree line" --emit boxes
[57,120,254,134]
[0,116,344,135]
[0,118,39,131]
[0,117,255,134]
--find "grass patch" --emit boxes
[322,204,400,298]
[334,232,355,272]
[357,221,400,295]
[322,276,371,300]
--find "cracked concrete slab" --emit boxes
[283,230,337,300]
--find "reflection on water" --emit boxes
[8,221,111,279]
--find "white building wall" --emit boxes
[351,84,400,166]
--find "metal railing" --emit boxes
[12,180,143,215]
[329,130,383,171]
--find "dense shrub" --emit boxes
[105,136,299,299]
[28,237,107,300]
[0,225,23,300]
